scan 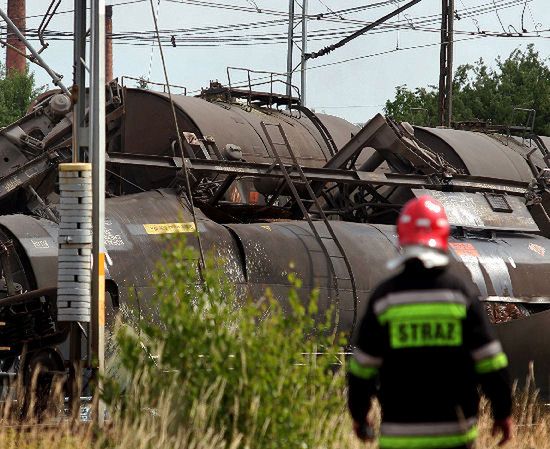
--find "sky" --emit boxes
[2,0,549,124]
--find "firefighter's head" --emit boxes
[390,195,450,269]
[398,195,450,251]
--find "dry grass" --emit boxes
[0,380,548,449]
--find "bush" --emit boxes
[103,236,346,449]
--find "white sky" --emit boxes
[3,0,549,124]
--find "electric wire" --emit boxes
[106,168,146,192]
[109,1,549,42]
[7,0,539,48]
[492,0,508,33]
[24,25,548,48]
[5,0,537,35]
[146,0,207,274]
[162,0,530,27]
[5,0,149,21]
[308,34,485,70]
[185,26,549,95]
[316,0,344,20]
[146,0,161,81]
[5,0,545,95]
[18,7,547,49]
[521,0,529,31]
[114,0,535,39]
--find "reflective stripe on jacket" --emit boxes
[347,261,512,449]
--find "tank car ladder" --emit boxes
[260,122,360,332]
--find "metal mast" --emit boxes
[438,0,454,127]
[65,0,106,422]
[285,0,295,99]
[73,0,88,162]
[63,0,88,417]
[285,0,308,105]
[300,0,308,106]
[90,0,107,425]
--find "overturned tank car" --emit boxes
[1,81,550,398]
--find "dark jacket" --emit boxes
[347,260,512,449]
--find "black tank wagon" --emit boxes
[1,82,549,398]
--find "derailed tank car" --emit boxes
[1,82,550,398]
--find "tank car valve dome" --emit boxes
[49,94,72,118]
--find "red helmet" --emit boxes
[397,195,450,252]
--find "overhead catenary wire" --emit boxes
[308,34,485,70]
[16,0,540,48]
[7,0,546,96]
[316,0,345,20]
[7,0,538,49]
[146,0,161,81]
[111,0,537,39]
[306,0,423,61]
[492,0,508,33]
[5,0,149,21]
[146,0,207,275]
[20,24,549,46]
[24,24,548,50]
[184,26,548,95]
[5,0,536,34]
[21,16,548,49]
[164,0,531,25]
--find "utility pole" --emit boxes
[438,0,454,127]
[62,0,106,423]
[73,0,87,163]
[90,0,106,425]
[300,0,308,106]
[64,0,89,418]
[285,0,308,105]
[285,0,295,99]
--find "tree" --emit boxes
[384,45,550,135]
[0,63,43,127]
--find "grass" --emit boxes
[0,377,549,449]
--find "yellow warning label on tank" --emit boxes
[143,222,197,234]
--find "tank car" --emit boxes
[0,82,549,398]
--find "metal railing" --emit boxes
[121,76,187,95]
[226,67,301,108]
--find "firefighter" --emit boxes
[347,195,514,449]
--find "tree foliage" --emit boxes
[384,45,550,135]
[104,236,345,449]
[0,64,43,127]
